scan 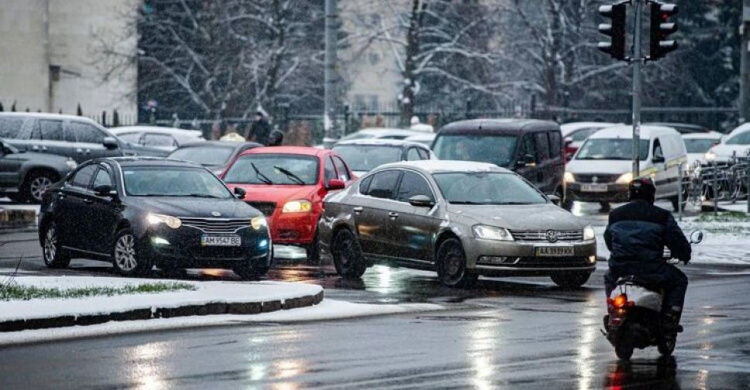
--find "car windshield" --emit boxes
[433,172,547,205]
[432,135,518,167]
[340,132,376,141]
[575,138,650,160]
[123,166,232,198]
[725,132,750,145]
[332,145,402,171]
[168,145,235,166]
[223,154,319,185]
[684,138,718,153]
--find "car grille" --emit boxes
[181,218,251,234]
[245,202,276,217]
[574,174,620,183]
[509,229,583,242]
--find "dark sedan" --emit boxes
[168,141,262,176]
[38,157,272,279]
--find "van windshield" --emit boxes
[432,134,517,167]
[575,138,650,161]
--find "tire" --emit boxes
[657,332,676,357]
[21,171,58,203]
[436,237,478,288]
[599,202,611,212]
[306,229,321,265]
[550,271,591,289]
[112,228,152,277]
[331,229,367,279]
[615,341,634,361]
[233,247,273,280]
[42,222,71,268]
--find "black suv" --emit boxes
[0,139,78,203]
[431,119,565,199]
[0,113,168,163]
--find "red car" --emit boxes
[221,146,354,261]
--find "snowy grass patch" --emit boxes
[695,211,750,223]
[0,281,195,301]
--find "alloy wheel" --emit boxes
[115,234,138,272]
[30,176,53,202]
[43,226,57,263]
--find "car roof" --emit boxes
[376,160,511,174]
[404,133,435,140]
[437,119,559,134]
[644,122,710,133]
[240,146,329,157]
[589,125,680,139]
[727,122,750,136]
[0,112,100,124]
[560,122,619,135]
[110,126,203,137]
[333,139,427,147]
[355,128,420,135]
[100,156,204,168]
[176,140,260,149]
[681,131,723,140]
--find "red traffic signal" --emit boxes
[649,2,678,60]
[597,3,627,61]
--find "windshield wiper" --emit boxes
[251,162,273,185]
[449,200,489,205]
[273,165,305,185]
[185,193,223,198]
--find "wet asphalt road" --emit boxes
[1,200,749,388]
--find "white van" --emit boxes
[564,125,687,211]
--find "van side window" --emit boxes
[653,139,664,160]
[520,134,536,162]
[535,132,550,161]
[549,131,562,158]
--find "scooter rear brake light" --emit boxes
[613,294,628,308]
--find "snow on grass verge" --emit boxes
[0,281,195,301]
[0,299,444,346]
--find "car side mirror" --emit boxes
[563,137,573,148]
[233,187,246,199]
[517,154,536,168]
[652,155,665,163]
[547,194,561,206]
[93,184,117,197]
[103,137,119,150]
[689,230,704,244]
[408,194,435,208]
[326,179,346,190]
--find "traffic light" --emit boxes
[649,2,678,60]
[598,2,627,61]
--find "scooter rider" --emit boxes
[604,177,692,330]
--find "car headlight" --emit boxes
[564,171,575,183]
[251,216,267,230]
[705,151,716,161]
[282,200,312,213]
[146,213,182,229]
[65,159,78,170]
[473,225,514,241]
[583,224,595,241]
[615,172,633,184]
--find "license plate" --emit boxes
[201,235,241,247]
[535,246,574,257]
[581,184,608,192]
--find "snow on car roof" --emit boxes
[379,160,510,174]
[589,125,679,139]
[333,139,424,147]
[681,131,723,140]
[111,126,203,137]
[560,122,618,135]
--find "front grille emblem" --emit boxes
[211,211,221,217]
[591,176,598,183]
[546,230,559,243]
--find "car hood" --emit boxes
[122,144,170,157]
[709,144,750,159]
[446,203,586,231]
[227,184,319,203]
[565,159,631,175]
[128,197,260,219]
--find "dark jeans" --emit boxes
[604,260,688,312]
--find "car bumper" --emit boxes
[269,212,318,246]
[463,237,597,276]
[565,182,629,203]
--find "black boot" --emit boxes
[661,309,682,334]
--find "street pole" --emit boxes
[324,0,338,145]
[740,0,750,123]
[631,0,643,177]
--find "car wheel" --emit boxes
[436,237,477,288]
[42,223,70,268]
[331,229,367,278]
[112,228,152,277]
[599,202,611,212]
[550,271,591,289]
[306,226,321,264]
[22,171,57,203]
[233,247,273,280]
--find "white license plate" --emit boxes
[201,235,241,247]
[581,184,608,192]
[535,246,575,257]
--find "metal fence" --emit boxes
[682,151,750,214]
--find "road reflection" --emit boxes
[126,342,171,390]
[604,357,678,390]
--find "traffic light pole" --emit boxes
[631,0,644,177]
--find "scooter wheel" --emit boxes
[615,342,634,360]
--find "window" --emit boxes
[571,128,599,141]
[549,131,562,158]
[70,122,105,144]
[535,132,550,161]
[93,167,113,188]
[324,156,336,182]
[653,139,664,160]
[433,134,518,167]
[70,165,97,188]
[359,175,373,194]
[726,131,750,145]
[366,170,401,199]
[332,156,350,181]
[407,148,421,161]
[417,147,430,160]
[118,132,141,144]
[143,133,176,147]
[0,117,24,139]
[519,134,536,162]
[39,120,64,141]
[395,171,434,203]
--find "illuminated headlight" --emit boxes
[615,172,633,184]
[473,225,514,241]
[583,224,595,241]
[282,200,312,213]
[251,216,267,230]
[705,151,716,161]
[65,159,78,169]
[146,213,182,229]
[564,171,575,183]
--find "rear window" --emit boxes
[0,117,24,139]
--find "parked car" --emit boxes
[0,139,77,203]
[0,113,168,163]
[317,160,596,288]
[705,123,750,163]
[221,146,354,262]
[339,128,423,143]
[168,141,262,176]
[38,157,271,279]
[110,126,205,152]
[565,125,687,211]
[560,122,618,160]
[644,122,713,134]
[403,133,436,146]
[432,119,565,199]
[332,139,433,177]
[682,131,723,166]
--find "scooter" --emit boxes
[603,230,704,360]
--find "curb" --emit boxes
[0,290,324,333]
[0,209,37,225]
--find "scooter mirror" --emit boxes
[689,230,704,244]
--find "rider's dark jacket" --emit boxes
[604,199,691,263]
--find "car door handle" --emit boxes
[353,206,363,213]
[388,212,399,219]
[58,193,66,199]
[32,145,40,151]
[83,198,93,205]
